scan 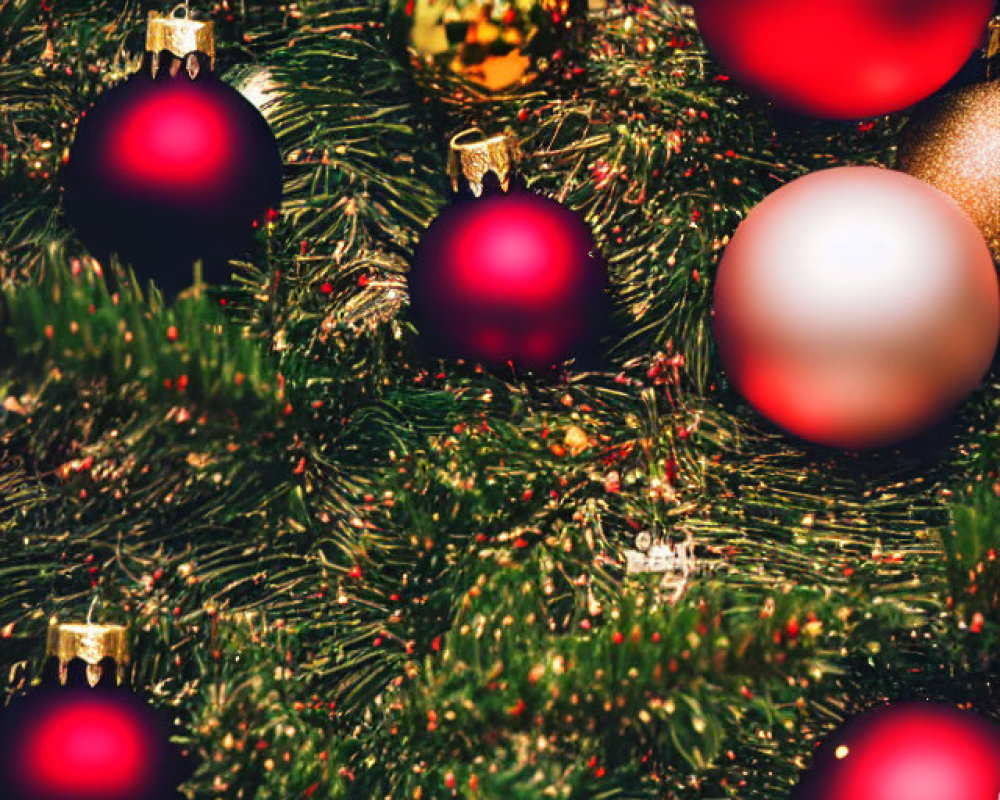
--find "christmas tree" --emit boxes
[2,1,1000,798]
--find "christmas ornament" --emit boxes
[387,0,585,93]
[63,9,283,297]
[898,79,1000,259]
[692,0,994,119]
[408,130,609,371]
[713,166,999,449]
[792,702,1000,800]
[231,65,280,120]
[622,533,701,604]
[0,621,181,800]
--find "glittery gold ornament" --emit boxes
[564,425,589,455]
[387,0,586,94]
[897,80,1000,259]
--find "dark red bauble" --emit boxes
[63,55,282,297]
[409,188,609,370]
[792,703,1000,800]
[0,686,180,800]
[693,0,993,119]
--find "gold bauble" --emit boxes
[387,0,586,94]
[897,80,1000,260]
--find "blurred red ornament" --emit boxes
[408,131,609,371]
[692,0,993,119]
[713,166,999,449]
[0,622,181,800]
[1,691,177,800]
[792,703,1000,800]
[63,12,282,297]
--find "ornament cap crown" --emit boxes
[448,129,522,196]
[46,620,129,687]
[146,7,215,67]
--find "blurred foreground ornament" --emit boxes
[897,78,1000,260]
[63,7,283,298]
[713,166,999,449]
[791,703,1000,800]
[408,129,610,371]
[0,620,182,800]
[692,0,993,119]
[388,0,586,94]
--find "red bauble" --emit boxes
[693,0,993,119]
[792,703,1000,800]
[0,686,179,800]
[63,53,282,296]
[409,183,609,370]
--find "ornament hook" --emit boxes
[86,592,99,626]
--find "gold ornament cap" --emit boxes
[448,129,522,196]
[46,619,129,687]
[146,7,215,67]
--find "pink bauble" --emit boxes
[713,166,999,449]
[693,0,993,119]
[791,703,1000,800]
[0,688,178,800]
[409,189,608,370]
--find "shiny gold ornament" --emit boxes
[897,80,1000,260]
[46,619,130,687]
[387,0,586,94]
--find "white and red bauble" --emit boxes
[713,166,999,449]
[792,703,1000,800]
[692,0,993,119]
